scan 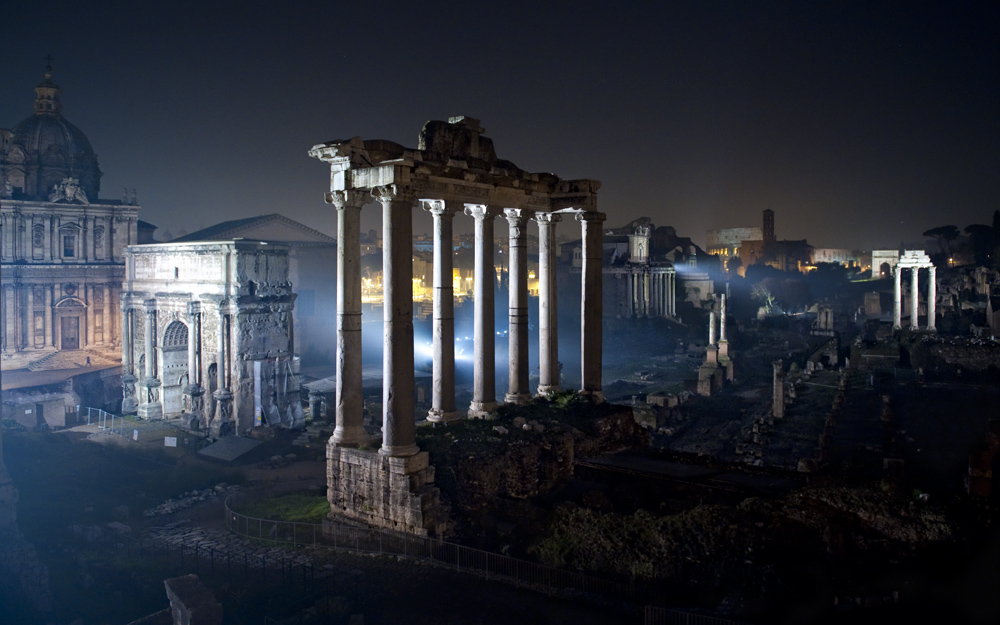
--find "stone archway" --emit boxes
[54,298,86,350]
[160,321,188,416]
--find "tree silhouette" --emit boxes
[922,225,960,257]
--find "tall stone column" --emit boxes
[422,199,462,422]
[893,266,902,329]
[211,303,234,437]
[927,266,937,331]
[719,294,727,342]
[909,267,920,330]
[138,299,162,419]
[43,287,52,347]
[578,211,606,401]
[708,310,717,346]
[328,190,368,445]
[374,185,418,457]
[102,286,111,345]
[183,301,205,428]
[504,208,532,405]
[465,204,501,417]
[536,213,561,395]
[121,301,137,414]
[772,360,785,419]
[26,287,34,348]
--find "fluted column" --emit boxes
[465,204,501,417]
[138,299,162,419]
[184,301,205,426]
[328,190,369,445]
[504,208,532,404]
[536,213,561,395]
[893,266,902,329]
[909,267,920,330]
[422,199,462,422]
[211,302,234,436]
[927,266,937,332]
[373,185,418,457]
[578,211,606,401]
[121,301,137,414]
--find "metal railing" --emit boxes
[644,606,747,625]
[225,491,639,605]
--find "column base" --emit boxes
[122,398,138,414]
[467,401,498,419]
[504,392,532,405]
[380,443,420,458]
[426,409,463,424]
[137,403,162,420]
[181,411,206,431]
[577,389,605,403]
[536,384,561,397]
[331,424,370,447]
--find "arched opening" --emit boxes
[880,262,891,278]
[160,321,188,416]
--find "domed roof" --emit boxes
[3,64,102,201]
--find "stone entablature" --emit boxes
[122,241,301,435]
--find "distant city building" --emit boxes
[1,64,140,368]
[811,248,859,267]
[706,226,763,260]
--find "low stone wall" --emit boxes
[326,447,448,537]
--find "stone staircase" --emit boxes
[25,348,120,371]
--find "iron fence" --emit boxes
[644,606,747,625]
[225,491,638,605]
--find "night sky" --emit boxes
[4,1,998,251]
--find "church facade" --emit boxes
[0,65,140,368]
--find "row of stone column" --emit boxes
[0,213,126,262]
[892,265,937,331]
[328,188,603,458]
[0,283,116,352]
[629,270,675,317]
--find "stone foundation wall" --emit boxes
[326,446,448,536]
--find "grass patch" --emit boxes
[240,493,329,523]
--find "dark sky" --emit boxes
[4,1,998,250]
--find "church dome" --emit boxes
[3,64,102,201]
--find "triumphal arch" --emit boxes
[309,116,605,535]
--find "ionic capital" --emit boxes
[326,189,369,210]
[575,211,607,224]
[420,199,463,217]
[371,184,414,205]
[534,212,562,225]
[503,208,532,226]
[463,204,503,220]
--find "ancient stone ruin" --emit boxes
[121,241,303,436]
[310,116,605,535]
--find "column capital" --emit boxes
[326,189,369,210]
[464,204,503,220]
[143,299,157,314]
[187,300,201,315]
[420,199,463,217]
[502,207,532,223]
[371,184,414,205]
[575,210,607,224]
[535,212,562,225]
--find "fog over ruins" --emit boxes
[2,4,999,624]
